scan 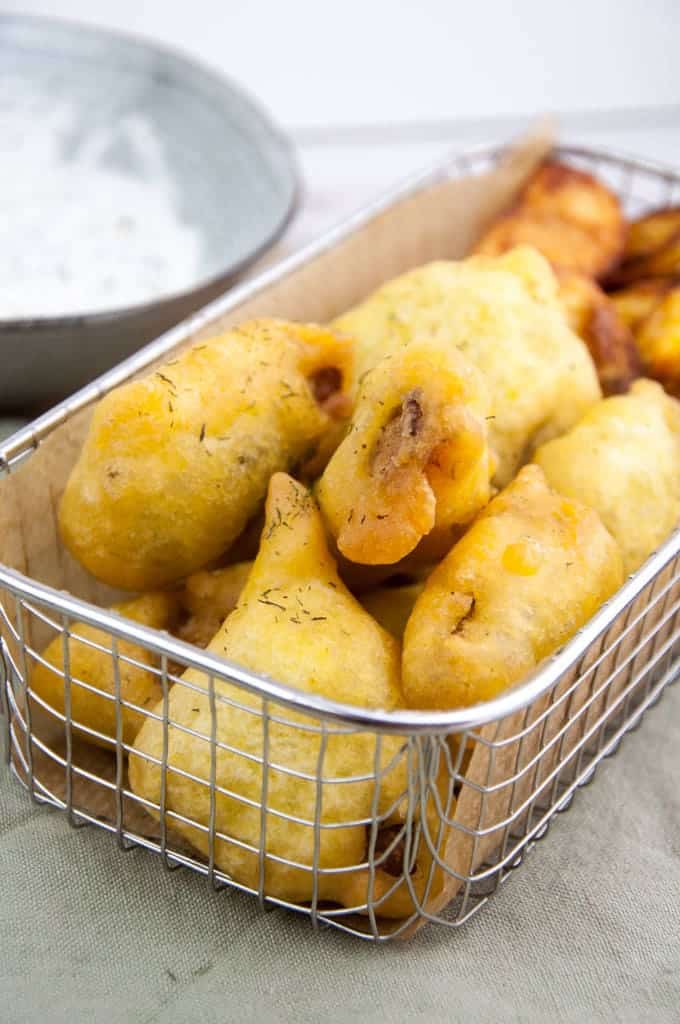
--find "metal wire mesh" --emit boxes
[1,144,679,941]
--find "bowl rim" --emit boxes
[0,11,301,328]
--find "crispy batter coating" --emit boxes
[473,160,625,278]
[332,247,601,485]
[624,207,680,261]
[608,229,680,290]
[130,474,410,908]
[59,320,354,591]
[608,278,674,331]
[607,207,680,287]
[177,562,253,648]
[474,214,611,277]
[402,466,623,709]
[316,338,492,564]
[634,286,680,397]
[176,554,426,645]
[32,593,180,748]
[534,380,680,574]
[556,271,640,394]
[609,233,680,287]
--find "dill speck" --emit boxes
[311,616,327,622]
[156,372,176,392]
[258,596,286,612]
[199,423,206,442]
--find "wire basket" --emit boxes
[1,142,679,942]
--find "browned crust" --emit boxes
[473,158,626,279]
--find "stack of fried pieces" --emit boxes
[27,158,680,922]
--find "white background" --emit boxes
[4,1,680,126]
[4,1,680,245]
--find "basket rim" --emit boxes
[1,527,679,734]
[2,139,679,735]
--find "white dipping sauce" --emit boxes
[0,81,203,319]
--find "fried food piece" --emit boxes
[360,580,425,639]
[130,474,410,907]
[316,338,492,564]
[556,271,640,394]
[177,562,253,648]
[634,287,680,397]
[624,207,680,262]
[534,380,680,574]
[608,232,680,288]
[59,320,354,591]
[402,466,623,709]
[474,215,613,278]
[607,208,680,287]
[473,160,625,278]
[32,593,180,748]
[608,279,673,331]
[333,247,601,485]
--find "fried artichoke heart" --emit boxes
[59,320,353,591]
[556,271,640,394]
[634,286,680,397]
[332,247,601,486]
[534,379,680,574]
[32,592,181,748]
[608,278,674,331]
[316,337,492,565]
[130,474,413,910]
[402,465,623,709]
[607,207,680,287]
[176,562,254,648]
[473,160,625,278]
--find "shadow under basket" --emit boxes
[1,133,679,941]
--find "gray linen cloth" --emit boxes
[0,682,678,1024]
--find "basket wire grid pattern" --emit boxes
[0,144,679,941]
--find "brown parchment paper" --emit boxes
[8,123,658,939]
